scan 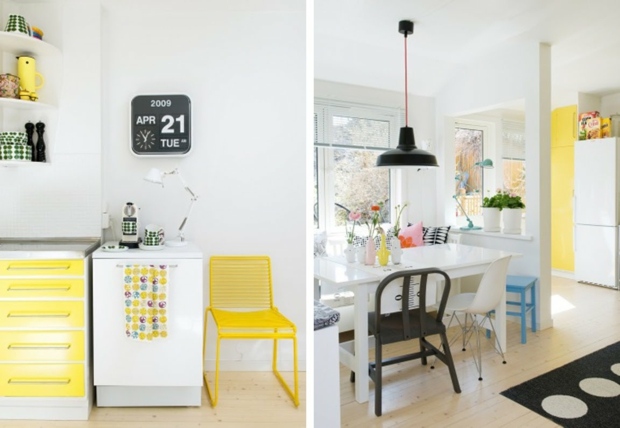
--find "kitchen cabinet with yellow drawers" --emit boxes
[0,240,99,420]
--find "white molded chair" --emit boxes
[442,255,512,381]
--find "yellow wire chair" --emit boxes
[203,255,299,407]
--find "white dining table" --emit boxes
[314,243,520,403]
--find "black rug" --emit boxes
[501,341,620,427]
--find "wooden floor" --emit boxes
[340,276,620,427]
[0,371,306,428]
[2,277,618,428]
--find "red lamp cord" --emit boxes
[404,35,409,127]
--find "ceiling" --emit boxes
[314,0,620,111]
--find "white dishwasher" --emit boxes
[92,243,203,406]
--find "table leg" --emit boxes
[353,283,369,403]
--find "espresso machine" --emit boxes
[119,202,141,248]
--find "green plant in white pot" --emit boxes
[481,190,503,232]
[498,190,525,234]
[482,189,525,233]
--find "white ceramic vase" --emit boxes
[390,236,402,264]
[356,246,366,263]
[502,208,522,234]
[344,243,356,263]
[482,207,501,232]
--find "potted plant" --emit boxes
[481,189,525,234]
[481,189,503,232]
[498,190,525,234]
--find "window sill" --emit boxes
[450,227,533,241]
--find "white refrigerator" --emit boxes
[574,137,620,289]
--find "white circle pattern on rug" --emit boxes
[541,395,588,419]
[611,363,620,376]
[579,377,620,397]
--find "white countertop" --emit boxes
[93,241,203,259]
[0,238,101,259]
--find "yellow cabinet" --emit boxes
[0,259,83,277]
[551,104,576,271]
[0,301,84,328]
[551,145,575,270]
[0,331,84,361]
[0,363,84,397]
[0,278,84,298]
[551,105,577,148]
[0,255,91,418]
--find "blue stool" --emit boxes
[506,275,537,344]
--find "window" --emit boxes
[314,100,400,235]
[454,125,485,218]
[453,118,526,225]
[502,120,526,206]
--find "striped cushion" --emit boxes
[422,226,451,245]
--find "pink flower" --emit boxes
[348,211,362,222]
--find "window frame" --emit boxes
[314,100,402,235]
[453,120,495,227]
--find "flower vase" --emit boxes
[377,233,390,266]
[482,207,501,232]
[390,236,402,264]
[364,236,376,265]
[502,208,522,234]
[356,245,366,263]
[344,243,356,263]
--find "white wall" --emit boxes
[601,92,620,117]
[436,41,553,331]
[100,0,306,370]
[97,0,306,370]
[0,0,101,238]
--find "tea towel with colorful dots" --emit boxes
[123,264,169,341]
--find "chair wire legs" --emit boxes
[471,313,506,381]
[433,311,506,381]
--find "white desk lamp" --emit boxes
[144,167,198,246]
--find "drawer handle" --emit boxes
[7,312,71,318]
[6,265,72,271]
[8,378,71,385]
[8,343,71,350]
[7,284,72,292]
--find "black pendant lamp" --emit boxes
[376,20,439,168]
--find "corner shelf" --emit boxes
[0,30,61,165]
[0,30,60,59]
[0,160,50,167]
[0,97,55,110]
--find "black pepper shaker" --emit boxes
[25,122,35,162]
[35,121,46,162]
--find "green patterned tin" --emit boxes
[0,143,31,161]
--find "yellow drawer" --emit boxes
[0,260,84,277]
[0,363,84,397]
[0,301,84,328]
[0,278,84,299]
[0,331,84,361]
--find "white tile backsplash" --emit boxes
[0,153,101,238]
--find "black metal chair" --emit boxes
[368,268,461,416]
